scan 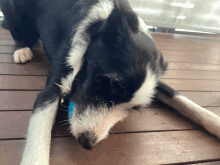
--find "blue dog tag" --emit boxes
[68,102,75,118]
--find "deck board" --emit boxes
[168,62,220,72]
[1,76,220,91]
[164,55,220,65]
[0,29,220,164]
[0,91,219,111]
[0,33,13,39]
[0,91,40,110]
[1,107,220,140]
[1,131,220,165]
[0,53,50,64]
[0,75,46,90]
[0,63,49,75]
[0,40,15,45]
[162,70,220,80]
[192,161,220,165]
[162,79,220,91]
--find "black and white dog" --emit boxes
[1,0,220,164]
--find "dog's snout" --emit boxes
[78,137,93,150]
[78,131,96,150]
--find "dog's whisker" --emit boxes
[58,108,68,112]
[109,130,118,140]
[57,119,69,124]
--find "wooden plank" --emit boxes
[0,45,46,54]
[180,92,220,107]
[153,35,220,44]
[152,32,220,41]
[0,111,32,139]
[0,90,219,111]
[159,45,220,54]
[1,130,220,165]
[156,41,220,48]
[162,50,219,57]
[112,107,197,133]
[0,91,40,110]
[0,54,50,64]
[164,55,220,65]
[162,79,220,92]
[0,34,13,39]
[191,161,220,165]
[4,63,220,79]
[1,40,216,56]
[155,33,220,40]
[49,131,220,165]
[156,41,220,50]
[1,107,219,139]
[0,46,16,53]
[0,110,71,139]
[0,63,49,75]
[0,75,46,90]
[10,75,217,91]
[156,42,219,48]
[162,70,220,80]
[168,62,220,72]
[154,37,215,44]
[0,40,15,45]
[0,107,197,139]
[113,107,220,133]
[0,29,10,34]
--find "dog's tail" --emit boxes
[156,81,220,139]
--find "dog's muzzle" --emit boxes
[78,131,97,150]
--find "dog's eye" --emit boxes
[132,105,141,110]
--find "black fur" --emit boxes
[1,0,168,112]
[156,81,179,98]
[1,0,169,150]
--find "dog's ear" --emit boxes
[101,0,139,43]
[158,51,168,74]
[113,0,139,33]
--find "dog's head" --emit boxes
[62,0,167,150]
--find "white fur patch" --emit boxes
[69,104,130,143]
[59,0,114,94]
[20,99,59,165]
[59,71,76,94]
[13,47,33,63]
[138,17,153,39]
[158,94,220,139]
[130,67,157,106]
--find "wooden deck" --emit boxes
[0,27,220,165]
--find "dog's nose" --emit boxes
[78,131,96,150]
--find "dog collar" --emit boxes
[68,101,75,118]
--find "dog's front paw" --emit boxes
[13,47,33,63]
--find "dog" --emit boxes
[1,0,220,164]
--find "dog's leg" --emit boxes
[7,22,38,63]
[156,81,220,139]
[1,9,39,63]
[20,85,60,165]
